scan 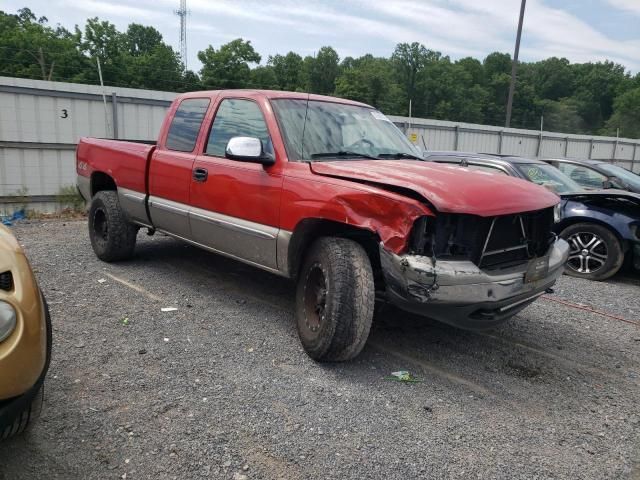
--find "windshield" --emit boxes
[271,98,422,161]
[515,163,584,194]
[597,163,640,190]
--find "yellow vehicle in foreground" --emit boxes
[0,224,51,439]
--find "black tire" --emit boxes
[88,191,138,262]
[1,295,51,440]
[295,237,375,362]
[560,222,624,281]
[1,387,43,440]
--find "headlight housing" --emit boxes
[553,203,562,223]
[0,300,17,342]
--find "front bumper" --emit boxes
[380,238,569,330]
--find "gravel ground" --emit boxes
[0,219,639,480]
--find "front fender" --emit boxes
[280,175,434,255]
[555,198,639,243]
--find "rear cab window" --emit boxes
[165,98,211,152]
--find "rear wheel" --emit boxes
[89,191,138,262]
[560,223,624,281]
[295,237,375,362]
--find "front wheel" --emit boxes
[88,191,138,262]
[560,223,624,281]
[295,237,375,362]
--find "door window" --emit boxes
[206,99,273,157]
[165,98,211,152]
[556,163,607,189]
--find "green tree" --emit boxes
[335,54,403,112]
[198,38,261,89]
[250,65,278,89]
[603,87,640,138]
[482,52,512,125]
[537,97,586,133]
[0,8,87,81]
[302,46,340,95]
[531,57,575,100]
[124,24,164,56]
[391,42,435,115]
[572,61,631,133]
[268,52,303,91]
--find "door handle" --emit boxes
[193,167,208,182]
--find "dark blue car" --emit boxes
[425,152,640,281]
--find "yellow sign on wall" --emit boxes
[409,133,417,143]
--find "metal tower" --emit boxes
[175,0,187,70]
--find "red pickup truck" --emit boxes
[77,90,569,361]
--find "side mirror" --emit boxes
[602,179,614,189]
[225,137,275,166]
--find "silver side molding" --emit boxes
[277,230,292,275]
[190,207,277,240]
[148,195,291,277]
[156,228,288,278]
[119,187,150,225]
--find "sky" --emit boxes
[3,0,640,73]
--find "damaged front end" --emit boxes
[380,207,569,330]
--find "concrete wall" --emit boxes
[0,76,176,213]
[1,76,639,214]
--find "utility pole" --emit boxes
[175,0,188,70]
[505,0,526,128]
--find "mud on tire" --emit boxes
[295,237,375,362]
[88,191,138,262]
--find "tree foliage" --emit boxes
[1,8,639,138]
[198,38,260,89]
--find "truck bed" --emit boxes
[76,138,155,195]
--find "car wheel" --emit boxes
[560,223,624,281]
[89,191,138,262]
[295,237,375,362]
[0,386,43,440]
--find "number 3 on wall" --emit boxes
[60,109,68,119]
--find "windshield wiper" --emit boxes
[377,152,424,160]
[311,151,380,161]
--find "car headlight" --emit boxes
[553,203,562,223]
[0,301,17,342]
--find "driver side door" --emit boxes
[189,96,283,270]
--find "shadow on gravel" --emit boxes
[131,235,625,393]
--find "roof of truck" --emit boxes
[177,89,372,108]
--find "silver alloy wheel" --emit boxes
[567,232,608,274]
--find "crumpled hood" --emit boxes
[310,160,559,216]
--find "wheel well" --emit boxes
[288,219,384,288]
[91,172,117,197]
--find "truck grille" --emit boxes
[410,207,555,270]
[0,271,12,291]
